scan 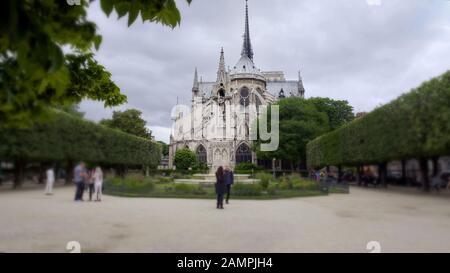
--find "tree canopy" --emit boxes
[0,0,191,127]
[308,97,354,130]
[100,109,152,140]
[173,148,197,170]
[255,97,354,169]
[157,141,169,156]
[56,103,85,119]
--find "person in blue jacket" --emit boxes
[224,166,234,204]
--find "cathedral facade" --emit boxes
[169,1,305,171]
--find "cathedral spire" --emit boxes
[216,47,226,83]
[192,67,199,91]
[241,0,254,61]
[192,67,199,99]
[298,70,306,97]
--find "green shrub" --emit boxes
[173,148,197,170]
[291,178,318,191]
[277,176,292,190]
[267,182,278,195]
[193,161,209,172]
[233,183,262,196]
[279,180,291,190]
[256,172,273,189]
[234,163,262,174]
[172,183,206,195]
[157,176,173,184]
[108,174,155,193]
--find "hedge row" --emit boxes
[307,71,450,168]
[0,110,161,168]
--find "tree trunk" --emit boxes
[65,160,74,184]
[337,166,342,183]
[401,160,407,185]
[117,165,127,178]
[13,159,25,189]
[378,162,387,187]
[38,163,45,184]
[431,156,439,176]
[356,165,362,186]
[419,158,430,191]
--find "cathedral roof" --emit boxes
[266,81,300,97]
[232,55,261,75]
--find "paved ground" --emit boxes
[0,185,450,253]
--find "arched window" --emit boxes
[235,143,252,164]
[218,89,225,97]
[196,145,207,163]
[240,87,250,106]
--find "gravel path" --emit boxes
[0,186,449,252]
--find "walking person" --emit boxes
[93,166,103,202]
[224,166,234,204]
[315,169,321,182]
[87,168,95,201]
[215,166,226,209]
[45,165,55,195]
[74,162,87,201]
[431,174,441,192]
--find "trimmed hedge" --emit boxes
[307,71,450,168]
[0,110,161,167]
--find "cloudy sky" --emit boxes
[80,0,450,143]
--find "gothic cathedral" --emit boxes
[169,1,305,171]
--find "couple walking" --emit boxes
[215,166,234,209]
[74,162,103,202]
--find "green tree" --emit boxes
[173,148,197,170]
[255,98,330,170]
[308,97,354,130]
[100,109,152,139]
[157,141,169,156]
[65,53,127,107]
[56,103,85,119]
[1,0,191,127]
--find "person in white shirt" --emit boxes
[93,166,103,202]
[45,166,55,195]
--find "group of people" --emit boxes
[44,161,104,202]
[74,162,103,202]
[214,166,234,209]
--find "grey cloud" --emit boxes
[80,0,450,142]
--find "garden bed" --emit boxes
[103,173,348,200]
